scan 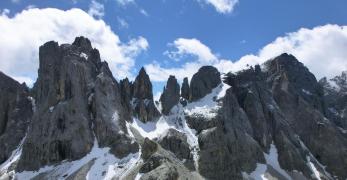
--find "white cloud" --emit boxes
[0,8,148,86]
[117,17,129,29]
[88,0,104,19]
[164,38,217,63]
[145,24,347,82]
[1,9,10,16]
[116,0,135,7]
[242,24,347,79]
[201,0,239,14]
[140,9,149,16]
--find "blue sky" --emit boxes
[1,0,347,96]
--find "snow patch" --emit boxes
[27,96,36,112]
[306,156,321,180]
[298,139,332,179]
[112,111,119,125]
[302,89,312,95]
[242,144,292,180]
[0,134,26,172]
[338,127,347,134]
[49,106,54,113]
[80,52,88,60]
[134,173,143,180]
[185,82,230,119]
[15,139,140,180]
[242,163,267,180]
[130,117,176,139]
[264,144,292,180]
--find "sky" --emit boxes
[0,0,347,97]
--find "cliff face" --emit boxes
[0,72,32,165]
[1,38,347,180]
[15,37,137,171]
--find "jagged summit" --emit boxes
[1,39,347,180]
[130,67,161,123]
[160,75,180,115]
[133,67,154,100]
[72,36,92,50]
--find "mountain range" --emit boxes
[0,37,346,180]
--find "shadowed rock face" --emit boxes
[0,72,32,165]
[189,66,221,101]
[133,67,153,100]
[192,53,347,179]
[160,75,180,115]
[267,55,347,178]
[131,68,160,123]
[181,77,190,100]
[16,37,137,171]
[319,72,347,129]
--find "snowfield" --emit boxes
[0,138,140,180]
[242,143,292,180]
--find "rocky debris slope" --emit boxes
[15,37,137,172]
[0,72,32,167]
[122,126,203,180]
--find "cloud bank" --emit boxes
[146,24,347,82]
[0,8,148,86]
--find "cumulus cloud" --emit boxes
[88,0,105,19]
[0,8,148,86]
[200,0,239,14]
[245,24,347,79]
[164,38,217,63]
[145,24,347,82]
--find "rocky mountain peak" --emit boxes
[133,67,153,100]
[72,36,92,51]
[16,37,137,171]
[160,75,180,115]
[181,77,190,100]
[189,66,221,101]
[265,53,325,112]
[2,38,347,180]
[131,67,160,122]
